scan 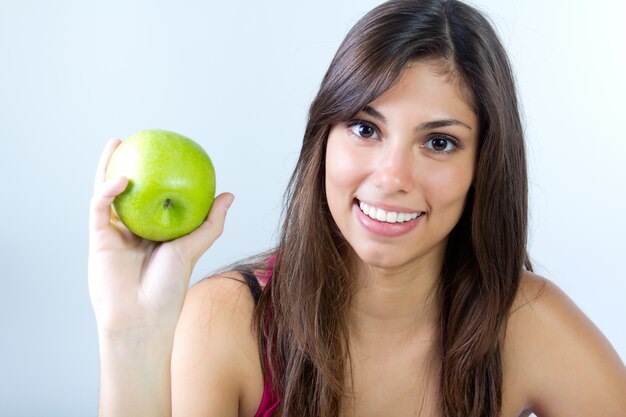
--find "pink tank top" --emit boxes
[246,257,279,417]
[254,378,279,417]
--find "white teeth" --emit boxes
[359,201,369,216]
[358,201,421,224]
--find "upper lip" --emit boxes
[356,199,423,214]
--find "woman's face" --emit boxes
[325,61,479,271]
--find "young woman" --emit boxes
[88,1,626,416]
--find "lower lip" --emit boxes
[354,200,422,237]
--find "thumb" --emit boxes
[172,192,235,265]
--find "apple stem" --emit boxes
[163,198,173,208]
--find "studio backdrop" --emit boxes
[0,1,624,415]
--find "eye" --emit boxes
[347,120,380,140]
[423,135,458,154]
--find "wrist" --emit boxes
[97,327,174,417]
[98,325,175,360]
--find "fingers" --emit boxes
[90,139,128,234]
[94,139,122,188]
[173,192,235,265]
[89,176,129,233]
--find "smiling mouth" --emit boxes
[358,200,424,223]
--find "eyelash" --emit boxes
[345,119,462,155]
[347,120,380,141]
[423,134,461,155]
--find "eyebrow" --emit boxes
[361,105,472,131]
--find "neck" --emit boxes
[347,249,443,343]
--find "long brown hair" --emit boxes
[248,1,531,415]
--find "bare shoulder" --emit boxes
[171,273,264,417]
[181,272,257,323]
[502,271,626,417]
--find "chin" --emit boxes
[353,245,416,271]
[349,236,447,275]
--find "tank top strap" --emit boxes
[241,257,281,416]
[240,270,262,304]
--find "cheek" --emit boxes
[421,162,474,207]
[325,135,367,197]
[326,149,349,185]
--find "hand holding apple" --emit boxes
[105,129,216,241]
[89,136,233,337]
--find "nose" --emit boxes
[372,143,416,194]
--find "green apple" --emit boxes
[105,129,216,241]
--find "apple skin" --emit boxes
[105,129,216,242]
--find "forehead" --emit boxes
[367,60,478,126]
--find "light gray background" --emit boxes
[1,1,624,415]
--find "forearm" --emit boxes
[97,330,174,417]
